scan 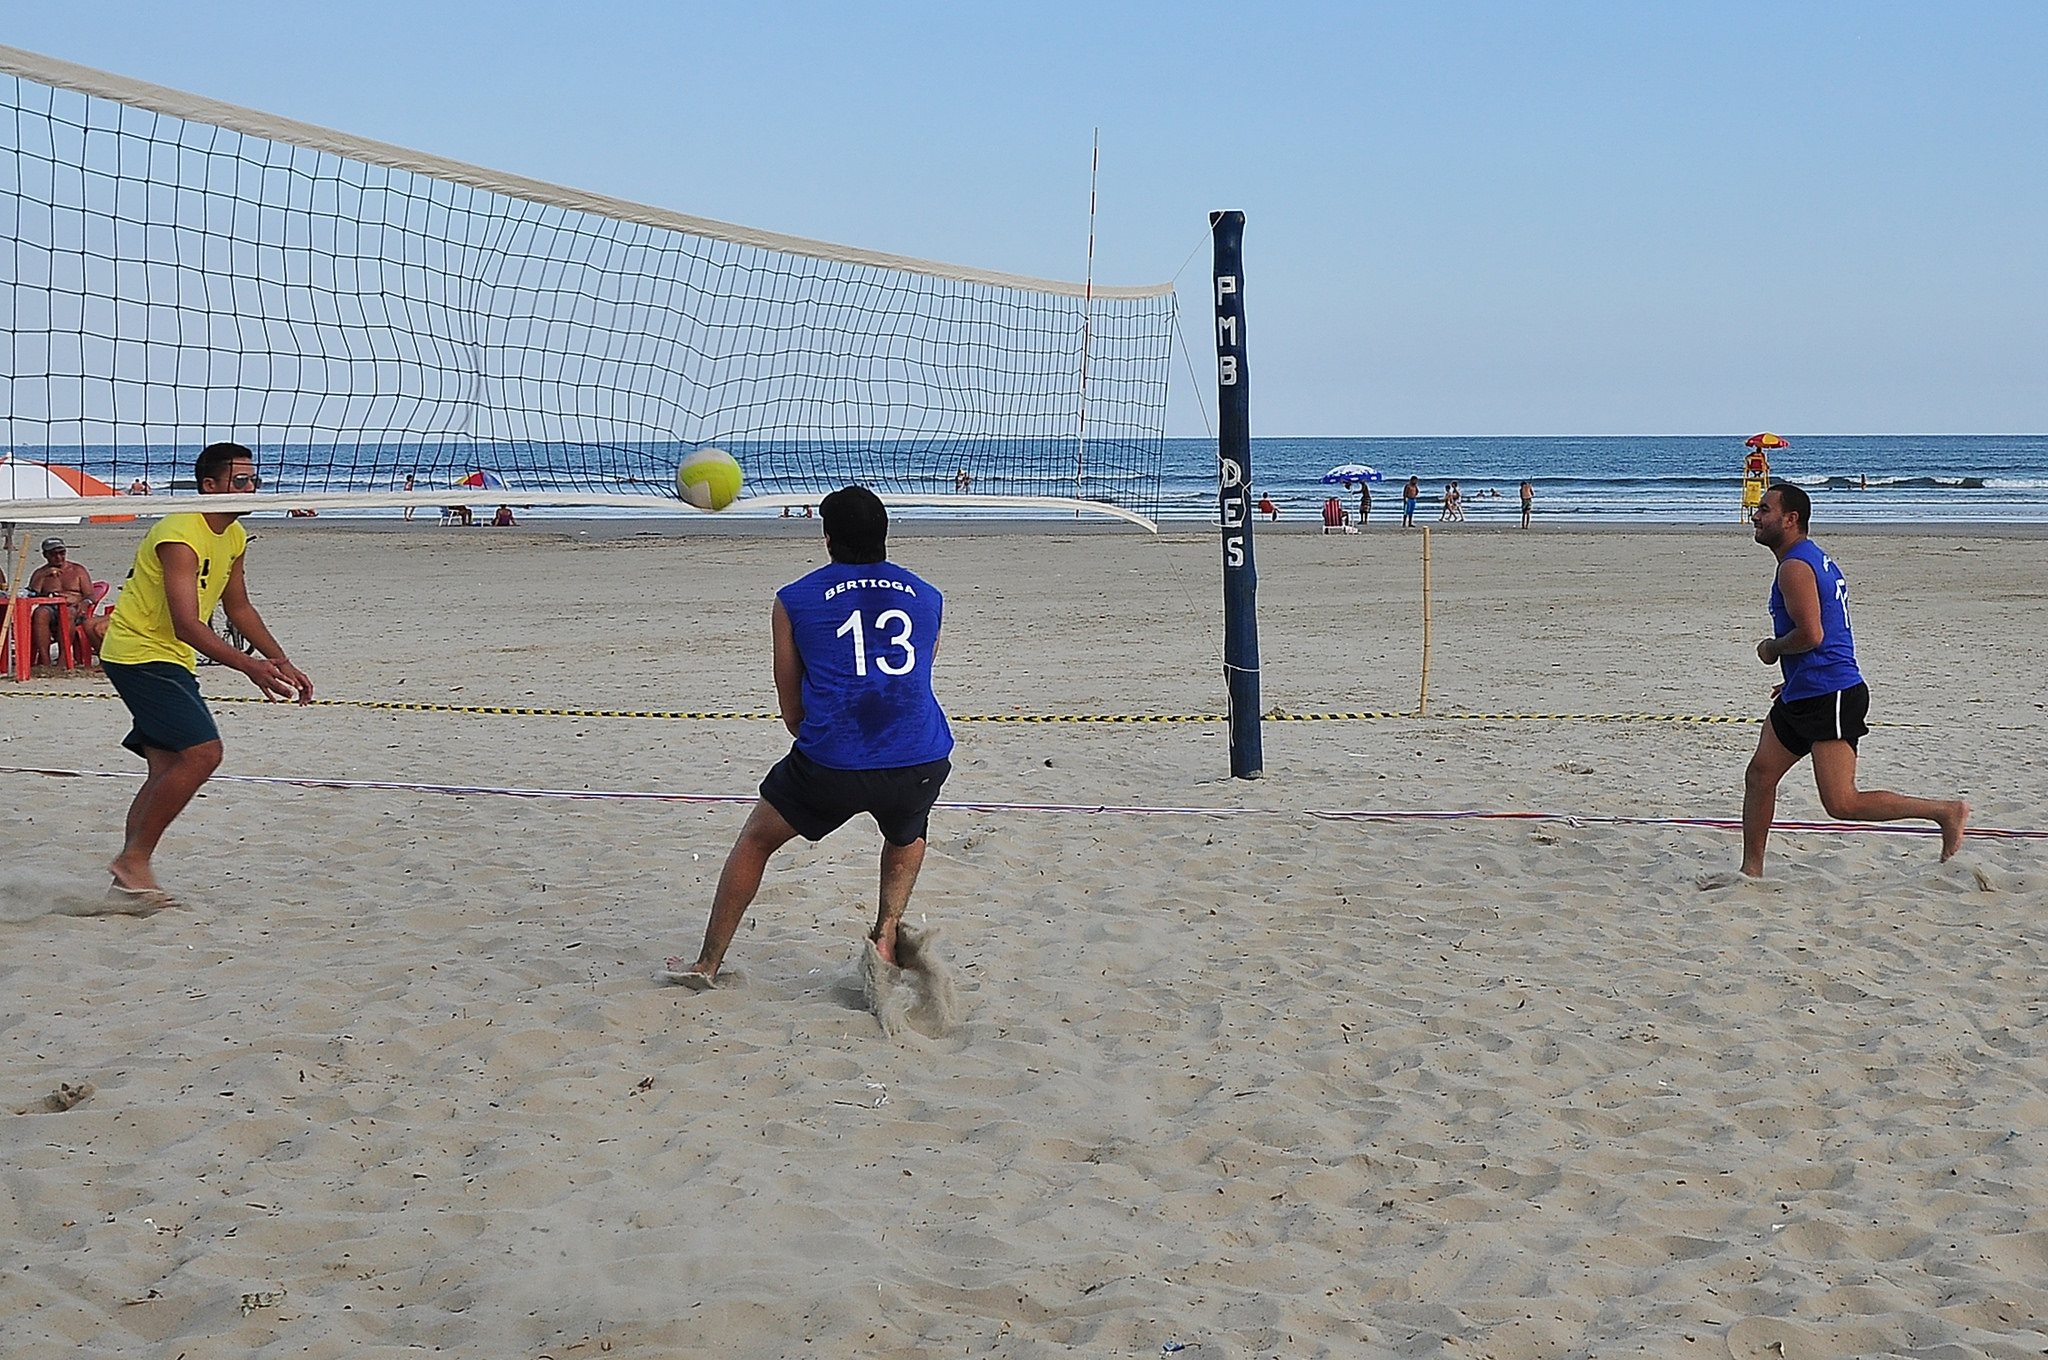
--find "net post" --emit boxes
[1418,527,1433,716]
[1211,210,1262,779]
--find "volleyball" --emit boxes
[676,447,743,511]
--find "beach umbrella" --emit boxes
[1322,463,1382,484]
[0,457,83,526]
[43,462,133,523]
[1744,433,1789,450]
[460,470,507,490]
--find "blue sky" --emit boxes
[5,2,2045,436]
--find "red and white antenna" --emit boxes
[1076,128,1099,508]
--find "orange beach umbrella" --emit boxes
[1744,432,1789,450]
[46,463,135,522]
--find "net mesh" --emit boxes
[0,60,1174,513]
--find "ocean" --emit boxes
[1158,434,2048,527]
[16,433,2048,526]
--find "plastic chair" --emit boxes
[59,581,111,670]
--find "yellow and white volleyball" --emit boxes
[676,447,743,510]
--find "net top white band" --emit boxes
[0,43,1174,303]
[0,490,1159,531]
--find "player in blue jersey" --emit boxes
[1734,484,1967,878]
[665,486,953,987]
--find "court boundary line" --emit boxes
[0,690,1936,727]
[2,763,2034,840]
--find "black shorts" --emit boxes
[102,660,222,757]
[1769,682,1870,757]
[760,747,951,846]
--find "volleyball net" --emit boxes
[0,45,1175,520]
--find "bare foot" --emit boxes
[1698,869,1759,890]
[109,854,161,894]
[869,928,897,967]
[660,957,716,990]
[1938,800,1970,861]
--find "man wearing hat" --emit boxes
[26,537,96,668]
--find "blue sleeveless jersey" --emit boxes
[777,560,953,770]
[1770,539,1864,702]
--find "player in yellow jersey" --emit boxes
[98,442,314,901]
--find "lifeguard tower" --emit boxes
[1743,433,1787,519]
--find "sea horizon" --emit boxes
[11,432,2048,525]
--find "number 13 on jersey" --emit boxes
[835,608,916,676]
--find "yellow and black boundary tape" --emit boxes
[3,688,1929,726]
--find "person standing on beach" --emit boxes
[1402,477,1419,528]
[1732,483,1967,879]
[98,442,313,900]
[666,485,952,988]
[1520,479,1534,529]
[1358,480,1371,527]
[402,472,416,520]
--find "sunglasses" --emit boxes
[225,472,263,490]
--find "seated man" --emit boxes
[492,505,516,526]
[27,538,96,667]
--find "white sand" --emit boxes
[2,520,2043,1358]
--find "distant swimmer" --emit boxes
[666,486,952,989]
[1724,484,1967,880]
[97,442,313,904]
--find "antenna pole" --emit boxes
[1077,128,1098,506]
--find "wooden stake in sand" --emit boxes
[1418,527,1433,716]
[1,528,31,681]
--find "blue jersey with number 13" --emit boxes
[778,560,954,770]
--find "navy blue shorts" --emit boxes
[1769,682,1870,757]
[102,660,222,757]
[760,747,950,846]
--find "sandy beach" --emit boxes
[2,517,2043,1358]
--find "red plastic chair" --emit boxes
[59,581,111,670]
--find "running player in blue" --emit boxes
[666,486,953,987]
[1735,484,1967,878]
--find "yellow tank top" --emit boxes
[98,514,249,671]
